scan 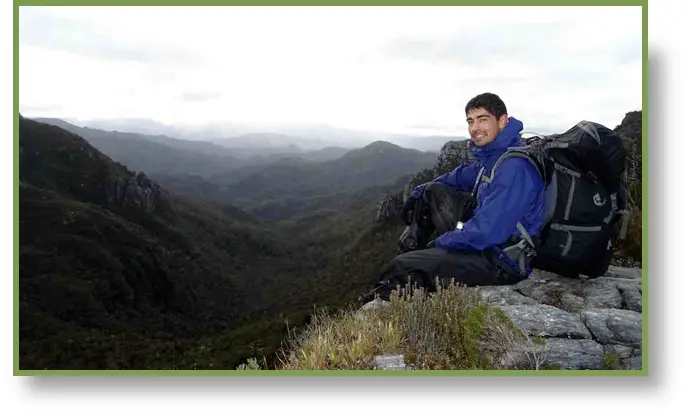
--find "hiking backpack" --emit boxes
[489,121,629,278]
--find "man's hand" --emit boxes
[400,197,417,225]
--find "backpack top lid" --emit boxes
[519,121,627,192]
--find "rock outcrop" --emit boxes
[105,170,169,214]
[434,140,474,174]
[375,140,473,223]
[19,116,170,217]
[371,265,642,371]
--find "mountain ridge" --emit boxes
[18,116,326,369]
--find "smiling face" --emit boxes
[466,107,508,147]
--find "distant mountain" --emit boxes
[241,145,352,164]
[75,117,463,152]
[35,118,356,176]
[73,118,190,139]
[33,118,241,178]
[205,130,464,154]
[333,140,436,167]
[388,135,468,152]
[77,119,365,150]
[35,117,236,157]
[195,141,438,220]
[129,133,238,157]
[299,146,351,162]
[210,133,312,151]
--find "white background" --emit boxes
[2,0,686,415]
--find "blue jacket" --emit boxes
[411,117,545,275]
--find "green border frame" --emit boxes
[13,0,648,376]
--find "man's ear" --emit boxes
[498,114,509,130]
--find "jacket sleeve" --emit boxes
[434,158,543,251]
[410,162,480,198]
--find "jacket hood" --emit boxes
[470,116,524,166]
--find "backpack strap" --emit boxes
[488,149,544,182]
[478,150,543,275]
[471,166,486,197]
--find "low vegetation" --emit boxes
[249,281,544,371]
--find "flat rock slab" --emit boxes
[579,278,624,310]
[582,308,642,348]
[502,338,603,370]
[499,304,591,339]
[514,277,586,313]
[604,266,642,280]
[514,274,642,313]
[540,338,605,370]
[479,286,540,306]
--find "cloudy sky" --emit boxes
[19,5,642,136]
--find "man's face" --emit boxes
[466,107,508,147]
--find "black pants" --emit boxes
[371,183,523,300]
[398,182,475,252]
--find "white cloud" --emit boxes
[19,5,642,136]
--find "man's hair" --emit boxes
[465,93,507,119]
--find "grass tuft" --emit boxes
[254,280,541,370]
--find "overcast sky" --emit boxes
[19,6,642,136]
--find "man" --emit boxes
[368,93,546,300]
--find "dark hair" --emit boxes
[465,93,507,119]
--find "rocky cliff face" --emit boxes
[434,139,474,173]
[614,110,642,206]
[104,170,168,214]
[614,111,642,146]
[369,265,642,371]
[19,116,169,217]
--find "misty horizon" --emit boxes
[23,110,640,154]
[24,114,475,152]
